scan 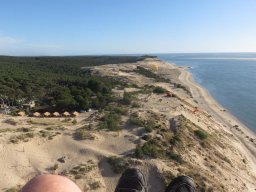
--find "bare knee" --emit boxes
[21,174,82,192]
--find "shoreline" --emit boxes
[177,66,256,167]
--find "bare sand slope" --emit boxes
[179,69,256,168]
[0,115,165,192]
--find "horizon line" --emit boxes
[1,51,256,57]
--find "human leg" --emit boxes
[21,174,82,192]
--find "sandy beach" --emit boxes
[0,58,256,191]
[179,68,256,168]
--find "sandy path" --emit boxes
[179,69,256,169]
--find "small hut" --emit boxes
[33,112,41,117]
[72,111,79,117]
[63,111,70,117]
[17,111,25,117]
[44,112,51,117]
[53,112,60,117]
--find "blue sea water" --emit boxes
[157,53,256,133]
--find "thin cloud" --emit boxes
[0,35,21,47]
[0,35,64,56]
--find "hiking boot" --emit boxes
[115,168,147,192]
[165,176,196,192]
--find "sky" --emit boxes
[0,0,256,55]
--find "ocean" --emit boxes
[158,53,256,133]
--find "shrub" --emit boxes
[135,66,170,83]
[144,119,156,133]
[132,102,140,108]
[100,113,122,131]
[68,162,96,179]
[5,186,21,192]
[166,151,183,163]
[72,119,77,124]
[169,135,181,145]
[153,86,167,94]
[18,127,30,132]
[107,156,129,174]
[194,129,208,140]
[135,141,159,158]
[4,119,17,126]
[135,139,183,163]
[129,113,144,126]
[90,181,101,189]
[135,145,144,158]
[74,129,95,140]
[113,106,128,115]
[142,134,152,141]
[49,163,59,171]
[122,92,133,105]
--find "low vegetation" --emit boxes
[153,86,167,94]
[74,127,95,140]
[129,112,144,126]
[122,91,134,105]
[134,66,170,83]
[107,156,130,174]
[129,112,157,133]
[10,132,34,144]
[194,129,208,140]
[38,130,61,140]
[100,112,122,131]
[4,119,17,126]
[135,139,183,163]
[62,161,97,180]
[5,185,21,192]
[105,105,128,115]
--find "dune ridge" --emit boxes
[0,58,255,191]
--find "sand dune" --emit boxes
[0,58,256,191]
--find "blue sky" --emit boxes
[0,0,256,55]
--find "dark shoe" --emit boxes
[165,176,196,192]
[115,168,147,192]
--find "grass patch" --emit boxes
[100,112,122,131]
[0,128,12,133]
[144,119,157,133]
[49,163,59,171]
[153,86,167,94]
[107,156,129,174]
[129,113,157,133]
[134,66,170,83]
[5,185,21,192]
[129,112,144,126]
[72,119,77,124]
[135,138,183,163]
[194,129,208,140]
[27,119,61,126]
[122,91,133,105]
[131,102,140,108]
[169,135,181,146]
[89,181,101,190]
[4,119,17,126]
[74,128,95,140]
[10,132,34,143]
[135,141,159,158]
[38,130,60,140]
[67,161,97,179]
[106,105,128,115]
